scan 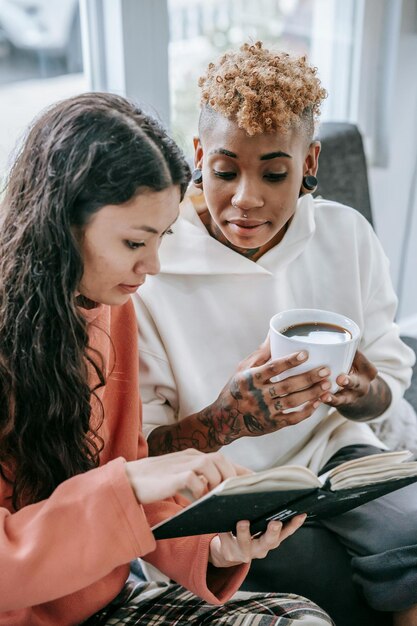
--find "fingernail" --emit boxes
[297,351,307,361]
[341,376,349,385]
[318,367,330,377]
[313,401,321,409]
[321,381,331,390]
[325,394,332,402]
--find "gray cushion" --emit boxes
[403,336,417,411]
[316,122,373,224]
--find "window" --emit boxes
[0,0,86,176]
[168,0,359,155]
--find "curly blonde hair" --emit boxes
[198,41,327,137]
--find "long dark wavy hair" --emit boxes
[0,92,190,510]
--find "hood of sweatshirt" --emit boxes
[157,192,316,276]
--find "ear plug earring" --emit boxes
[192,168,203,185]
[301,175,318,193]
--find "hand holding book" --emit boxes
[152,450,417,539]
[208,514,307,568]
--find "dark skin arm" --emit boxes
[318,350,392,421]
[148,340,332,455]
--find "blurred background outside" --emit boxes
[0,0,356,168]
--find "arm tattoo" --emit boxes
[147,373,285,455]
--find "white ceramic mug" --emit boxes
[269,308,361,393]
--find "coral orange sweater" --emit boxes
[0,299,249,626]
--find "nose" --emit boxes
[232,177,264,211]
[134,248,160,277]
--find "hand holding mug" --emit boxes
[269,308,361,395]
[317,350,391,420]
[210,336,331,441]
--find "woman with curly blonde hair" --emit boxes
[136,42,416,626]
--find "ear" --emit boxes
[304,140,321,176]
[193,136,204,169]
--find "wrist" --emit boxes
[147,413,223,455]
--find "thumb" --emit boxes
[234,463,254,476]
[252,332,271,364]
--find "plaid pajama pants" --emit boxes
[84,580,334,626]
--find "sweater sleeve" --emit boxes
[0,459,155,621]
[133,294,179,439]
[359,222,415,421]
[143,496,250,604]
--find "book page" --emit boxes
[214,464,321,495]
[327,450,417,490]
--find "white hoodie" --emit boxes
[134,193,414,474]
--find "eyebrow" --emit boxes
[208,148,292,160]
[260,151,292,160]
[132,225,159,234]
[131,217,178,235]
[208,148,237,158]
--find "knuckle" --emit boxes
[285,395,297,408]
[287,415,300,425]
[308,371,318,384]
[184,469,195,483]
[286,355,297,367]
[279,380,291,394]
[273,399,283,412]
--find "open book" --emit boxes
[152,450,417,539]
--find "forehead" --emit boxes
[200,115,306,158]
[86,186,180,233]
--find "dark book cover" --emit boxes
[152,474,417,539]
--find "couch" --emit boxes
[317,121,417,418]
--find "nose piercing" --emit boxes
[232,200,248,218]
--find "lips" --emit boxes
[118,282,144,293]
[226,218,269,237]
[228,219,267,228]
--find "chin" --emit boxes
[89,292,132,307]
[229,235,269,250]
[108,293,132,306]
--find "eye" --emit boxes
[124,240,145,250]
[162,228,174,237]
[213,170,236,180]
[264,172,288,182]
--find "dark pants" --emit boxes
[242,445,399,626]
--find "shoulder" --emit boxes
[312,196,370,224]
[312,197,376,240]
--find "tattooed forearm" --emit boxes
[147,421,218,456]
[147,364,312,456]
[338,375,392,421]
[147,375,287,455]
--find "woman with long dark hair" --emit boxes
[0,92,333,626]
